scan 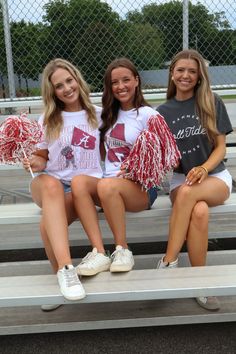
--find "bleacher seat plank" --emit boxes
[0,212,235,251]
[0,264,236,308]
[1,194,236,225]
[0,251,236,277]
[1,296,236,335]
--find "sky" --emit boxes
[7,0,236,29]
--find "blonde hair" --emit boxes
[41,58,98,140]
[167,49,218,143]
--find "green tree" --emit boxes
[127,1,183,64]
[10,20,45,95]
[188,2,233,65]
[127,0,234,65]
[42,0,164,90]
[41,0,121,90]
[120,21,164,71]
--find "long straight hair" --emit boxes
[41,58,97,141]
[167,49,218,143]
[100,57,150,142]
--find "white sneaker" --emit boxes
[157,256,178,269]
[110,245,134,272]
[195,296,220,311]
[57,264,86,301]
[77,248,111,276]
[41,304,62,312]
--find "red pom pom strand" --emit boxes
[122,114,181,190]
[0,113,42,164]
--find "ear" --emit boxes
[135,76,139,87]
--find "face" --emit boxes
[51,68,80,111]
[111,67,139,110]
[171,58,199,100]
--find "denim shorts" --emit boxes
[61,181,71,193]
[30,172,72,194]
[146,186,158,209]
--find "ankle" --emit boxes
[115,243,128,249]
[164,255,178,263]
[58,263,73,270]
[94,248,104,254]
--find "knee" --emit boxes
[97,178,118,201]
[71,175,90,197]
[41,176,63,198]
[191,201,209,225]
[175,184,193,205]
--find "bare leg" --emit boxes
[40,220,58,273]
[186,201,209,266]
[165,177,229,263]
[31,175,76,269]
[71,175,105,253]
[39,191,77,273]
[97,178,149,247]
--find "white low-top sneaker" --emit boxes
[77,248,111,276]
[57,264,86,301]
[41,304,62,312]
[110,245,134,272]
[195,296,220,311]
[157,256,178,269]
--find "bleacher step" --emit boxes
[1,296,236,335]
[1,251,236,276]
[0,213,236,250]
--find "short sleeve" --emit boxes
[36,114,48,150]
[215,94,233,135]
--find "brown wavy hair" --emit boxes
[100,57,150,142]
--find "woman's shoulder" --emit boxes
[93,105,102,114]
[213,92,225,105]
[157,97,178,109]
[138,105,157,116]
[38,113,45,125]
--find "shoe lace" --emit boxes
[80,252,95,265]
[64,268,80,287]
[111,248,124,262]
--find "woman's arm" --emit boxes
[186,134,226,185]
[33,149,49,160]
[201,134,226,173]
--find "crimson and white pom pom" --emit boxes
[0,113,42,164]
[122,114,181,190]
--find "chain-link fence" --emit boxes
[0,0,236,99]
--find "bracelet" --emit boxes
[199,165,208,174]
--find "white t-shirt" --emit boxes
[104,106,158,177]
[37,105,103,182]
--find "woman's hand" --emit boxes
[185,134,226,186]
[22,155,47,173]
[185,165,208,185]
[116,166,129,178]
